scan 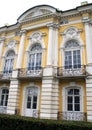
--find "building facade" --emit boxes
[0,3,92,122]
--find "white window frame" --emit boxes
[0,87,9,107]
[28,44,42,71]
[22,84,40,116]
[64,40,82,69]
[3,51,15,74]
[62,83,84,113]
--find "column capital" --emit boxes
[82,18,90,25]
[0,36,6,43]
[20,30,26,36]
[47,23,60,29]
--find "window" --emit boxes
[3,51,15,74]
[64,40,81,69]
[26,87,38,109]
[0,88,9,107]
[66,88,80,111]
[28,44,42,71]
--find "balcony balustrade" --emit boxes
[18,68,43,79]
[57,65,86,78]
[0,70,12,81]
[58,111,87,121]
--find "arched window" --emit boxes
[0,88,9,107]
[64,40,81,69]
[28,44,42,71]
[3,51,15,74]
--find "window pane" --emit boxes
[75,104,80,111]
[68,104,73,111]
[68,96,72,103]
[75,96,80,103]
[74,89,80,95]
[27,102,31,109]
[67,89,73,95]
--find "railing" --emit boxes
[18,68,43,78]
[0,71,12,80]
[57,65,86,78]
[58,111,87,121]
[0,106,7,114]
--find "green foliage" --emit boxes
[0,114,92,130]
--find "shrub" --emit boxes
[0,114,92,130]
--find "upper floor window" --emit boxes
[28,44,42,71]
[64,40,81,69]
[3,51,15,74]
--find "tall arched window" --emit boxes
[3,51,15,74]
[64,40,81,69]
[28,44,42,71]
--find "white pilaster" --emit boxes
[16,30,26,68]
[40,78,59,119]
[84,21,92,64]
[54,26,59,66]
[84,19,92,121]
[0,37,5,58]
[7,80,20,114]
[47,24,54,66]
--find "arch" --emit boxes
[26,31,46,52]
[60,27,84,49]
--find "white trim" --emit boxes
[22,84,40,116]
[62,83,84,113]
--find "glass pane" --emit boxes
[68,96,72,103]
[68,104,73,111]
[74,89,80,95]
[68,89,73,95]
[33,103,37,109]
[27,96,31,102]
[75,104,80,111]
[27,102,31,109]
[75,96,80,103]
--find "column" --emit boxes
[54,25,59,67]
[7,80,20,114]
[16,30,26,68]
[0,36,5,59]
[40,23,59,119]
[84,20,92,121]
[47,24,54,66]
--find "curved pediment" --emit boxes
[17,5,56,23]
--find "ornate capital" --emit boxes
[47,23,60,29]
[20,30,26,36]
[0,36,6,43]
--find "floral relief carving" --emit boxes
[66,28,77,38]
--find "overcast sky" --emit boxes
[0,0,92,27]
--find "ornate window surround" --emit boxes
[60,27,84,67]
[2,50,15,74]
[62,82,84,113]
[26,31,46,68]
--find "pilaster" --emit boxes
[0,36,5,58]
[7,79,20,114]
[16,30,26,68]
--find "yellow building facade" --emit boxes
[0,3,92,121]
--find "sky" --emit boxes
[0,0,92,27]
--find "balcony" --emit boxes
[58,111,87,121]
[18,68,43,80]
[0,71,12,81]
[57,65,86,79]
